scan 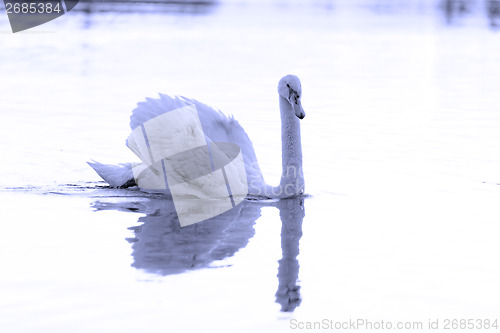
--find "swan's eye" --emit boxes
[286,84,290,88]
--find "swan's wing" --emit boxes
[130,95,200,130]
[129,94,265,185]
[130,94,241,143]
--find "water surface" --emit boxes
[1,1,500,332]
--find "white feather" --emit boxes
[87,161,135,187]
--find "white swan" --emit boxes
[89,74,305,199]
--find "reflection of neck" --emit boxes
[275,197,304,312]
[272,96,304,198]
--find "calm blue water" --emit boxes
[1,1,500,332]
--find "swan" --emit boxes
[89,74,305,199]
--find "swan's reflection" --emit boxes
[92,195,304,311]
[275,197,304,312]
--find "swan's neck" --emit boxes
[272,96,304,197]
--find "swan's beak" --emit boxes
[291,94,305,119]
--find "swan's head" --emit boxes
[278,75,305,119]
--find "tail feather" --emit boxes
[88,161,135,188]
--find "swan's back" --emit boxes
[129,94,265,188]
